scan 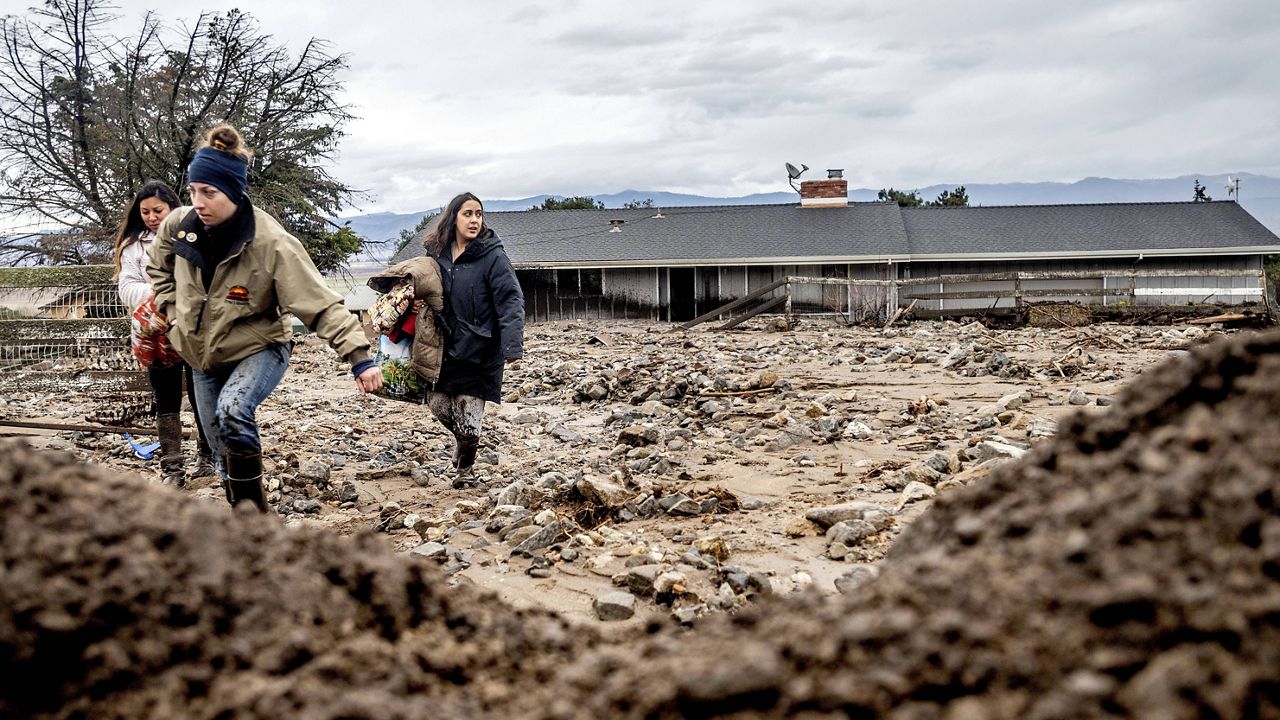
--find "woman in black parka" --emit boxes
[423,192,524,487]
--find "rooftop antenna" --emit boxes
[786,162,809,193]
[1226,176,1240,202]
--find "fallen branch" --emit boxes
[1189,313,1248,326]
[884,299,919,329]
[977,331,1012,349]
[1042,310,1126,349]
[1051,345,1084,365]
[0,418,193,438]
[698,388,779,398]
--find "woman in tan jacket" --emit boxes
[148,124,382,511]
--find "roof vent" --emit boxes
[827,169,844,179]
[609,219,624,233]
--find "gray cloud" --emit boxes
[90,0,1280,212]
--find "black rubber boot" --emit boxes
[224,444,269,512]
[156,413,185,488]
[451,435,480,489]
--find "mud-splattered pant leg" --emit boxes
[426,392,486,441]
[192,343,292,474]
[148,361,212,456]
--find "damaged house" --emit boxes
[390,173,1280,322]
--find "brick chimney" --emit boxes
[800,169,848,207]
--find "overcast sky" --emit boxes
[29,0,1280,213]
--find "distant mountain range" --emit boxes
[338,173,1280,266]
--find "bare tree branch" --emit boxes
[0,2,359,270]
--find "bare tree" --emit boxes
[0,2,114,235]
[0,2,361,271]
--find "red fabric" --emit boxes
[131,293,183,369]
[386,309,417,343]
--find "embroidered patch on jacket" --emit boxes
[225,286,251,304]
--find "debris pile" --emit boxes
[532,328,1280,718]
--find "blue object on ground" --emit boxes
[125,433,161,460]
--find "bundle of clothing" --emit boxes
[365,258,445,403]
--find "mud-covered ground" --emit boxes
[4,325,1280,719]
[0,318,1228,624]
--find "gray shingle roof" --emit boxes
[391,203,909,266]
[902,201,1279,257]
[389,200,1280,267]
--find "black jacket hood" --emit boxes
[442,228,503,263]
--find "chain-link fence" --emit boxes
[0,266,148,423]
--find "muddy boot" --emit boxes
[224,444,269,512]
[156,413,185,488]
[188,451,217,481]
[451,435,480,489]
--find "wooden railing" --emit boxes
[680,268,1270,329]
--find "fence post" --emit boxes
[886,262,899,319]
[1014,274,1023,309]
[784,281,793,323]
[1128,273,1137,306]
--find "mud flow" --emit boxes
[3,329,1280,719]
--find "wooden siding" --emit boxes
[517,255,1268,322]
[900,256,1265,311]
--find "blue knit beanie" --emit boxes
[188,146,249,205]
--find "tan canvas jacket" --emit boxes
[147,205,370,374]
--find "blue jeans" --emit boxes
[192,343,292,472]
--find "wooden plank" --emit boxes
[1133,287,1264,297]
[1189,313,1248,325]
[784,276,896,287]
[899,268,1261,286]
[0,418,195,438]
[0,419,156,435]
[903,288,1131,301]
[678,277,788,329]
[716,295,787,330]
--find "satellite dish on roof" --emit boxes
[786,162,810,193]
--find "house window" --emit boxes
[555,269,577,294]
[580,269,603,296]
[555,269,604,297]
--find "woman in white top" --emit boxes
[114,180,214,486]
